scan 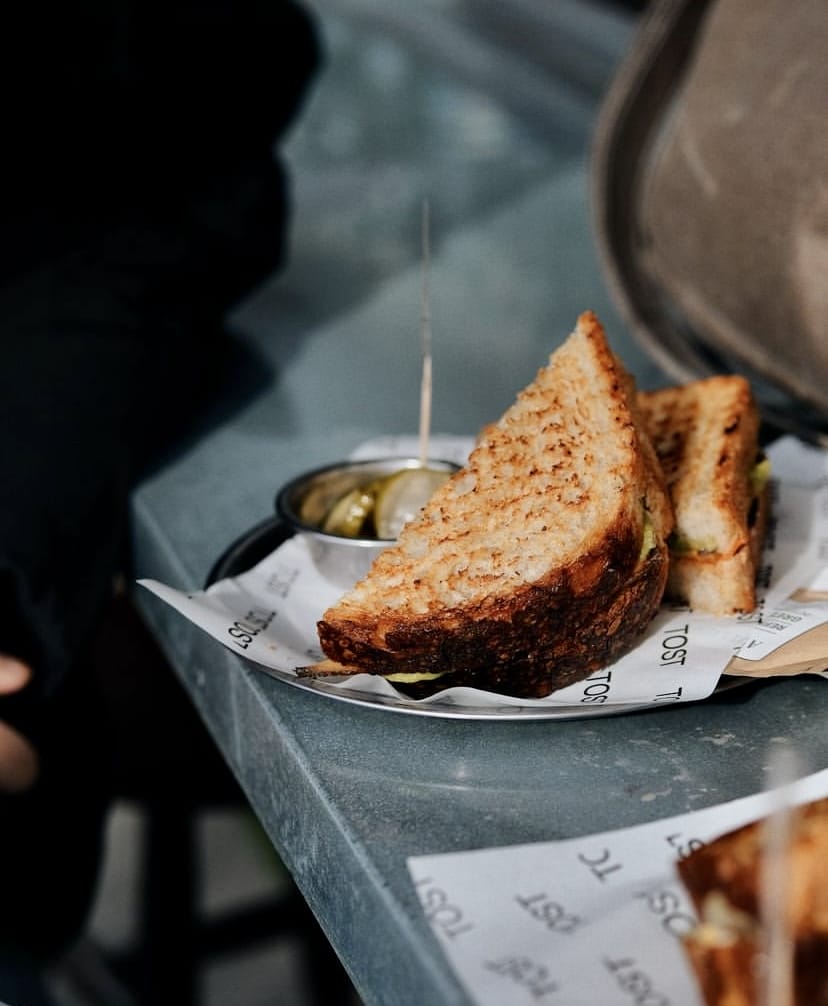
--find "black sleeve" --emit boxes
[0,0,320,706]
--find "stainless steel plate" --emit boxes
[207,517,754,722]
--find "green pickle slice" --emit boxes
[318,466,452,540]
[321,486,377,537]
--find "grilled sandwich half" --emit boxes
[313,312,674,698]
[637,376,769,615]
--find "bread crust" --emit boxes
[638,376,765,614]
[316,312,673,698]
[678,797,828,938]
[682,934,828,1006]
[318,537,669,699]
[678,797,828,1006]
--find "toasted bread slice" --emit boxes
[677,796,828,1006]
[637,376,768,615]
[314,312,673,698]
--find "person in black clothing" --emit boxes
[0,0,319,996]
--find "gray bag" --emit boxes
[592,0,828,441]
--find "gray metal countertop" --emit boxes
[129,4,828,1003]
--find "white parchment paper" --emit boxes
[139,435,828,710]
[405,767,828,1006]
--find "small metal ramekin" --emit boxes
[275,457,459,589]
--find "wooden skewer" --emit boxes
[418,198,433,468]
[759,747,799,1006]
